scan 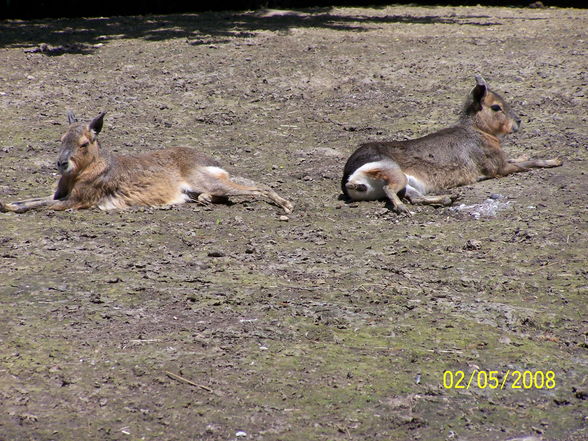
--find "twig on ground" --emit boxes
[165,371,213,393]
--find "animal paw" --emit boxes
[446,194,462,205]
[393,203,413,217]
[548,158,563,167]
[197,193,213,205]
[282,201,294,214]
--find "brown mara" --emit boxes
[0,112,293,214]
[341,75,562,215]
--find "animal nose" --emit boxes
[57,159,68,172]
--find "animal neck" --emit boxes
[458,115,502,146]
[474,128,501,147]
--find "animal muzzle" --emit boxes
[56,157,73,174]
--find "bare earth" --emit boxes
[0,5,586,441]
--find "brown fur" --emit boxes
[0,112,293,214]
[341,75,562,214]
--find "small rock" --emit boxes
[132,366,146,377]
[236,431,247,437]
[89,293,104,304]
[464,239,482,250]
[279,215,289,222]
[499,335,512,345]
[205,424,220,434]
[207,251,225,258]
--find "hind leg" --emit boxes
[371,168,411,215]
[345,160,411,214]
[195,193,228,206]
[346,164,411,215]
[189,167,293,213]
[404,186,456,207]
[383,184,411,215]
[220,175,293,214]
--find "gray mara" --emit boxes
[341,75,562,215]
[0,112,293,214]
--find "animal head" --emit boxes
[462,75,521,137]
[57,111,106,175]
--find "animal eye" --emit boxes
[490,104,502,112]
[80,142,90,148]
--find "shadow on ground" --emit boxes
[0,8,524,55]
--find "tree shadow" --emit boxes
[0,8,542,55]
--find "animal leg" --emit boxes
[197,172,293,214]
[47,199,93,211]
[404,187,456,207]
[196,193,213,205]
[499,158,562,176]
[0,196,93,213]
[0,196,55,213]
[507,158,563,168]
[364,168,411,215]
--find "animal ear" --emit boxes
[471,74,488,104]
[89,112,106,135]
[67,111,77,124]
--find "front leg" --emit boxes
[0,196,55,213]
[1,196,94,213]
[498,158,562,177]
[46,199,94,211]
[508,158,563,168]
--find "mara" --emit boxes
[341,75,562,215]
[1,112,293,214]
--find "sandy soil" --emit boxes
[0,5,586,441]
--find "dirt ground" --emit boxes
[0,5,586,441]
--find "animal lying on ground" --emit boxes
[341,75,562,215]
[0,112,293,214]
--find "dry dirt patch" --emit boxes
[0,5,586,441]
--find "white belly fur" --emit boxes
[98,195,129,210]
[405,174,427,195]
[98,183,191,210]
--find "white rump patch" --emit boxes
[345,160,393,201]
[204,166,229,179]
